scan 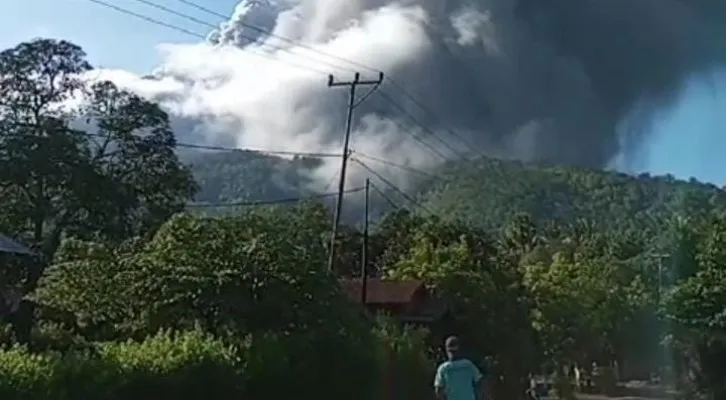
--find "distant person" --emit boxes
[434,336,488,400]
[525,386,540,400]
[525,374,540,400]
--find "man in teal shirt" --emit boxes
[434,336,488,400]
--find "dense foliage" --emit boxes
[418,157,726,233]
[0,331,243,400]
[187,150,322,206]
[0,39,197,262]
[1,38,725,400]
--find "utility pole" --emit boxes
[658,262,663,303]
[360,178,370,304]
[650,253,669,304]
[648,252,669,378]
[327,72,384,273]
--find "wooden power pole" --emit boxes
[361,178,370,304]
[327,72,383,273]
[652,253,669,304]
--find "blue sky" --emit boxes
[634,72,726,186]
[1,0,724,186]
[0,0,238,72]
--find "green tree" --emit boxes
[0,39,92,255]
[662,214,726,399]
[524,230,650,393]
[74,80,198,240]
[0,38,197,263]
[32,238,135,339]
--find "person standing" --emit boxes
[434,336,489,400]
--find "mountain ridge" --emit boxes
[185,150,726,230]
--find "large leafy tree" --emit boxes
[0,38,197,266]
[74,80,198,240]
[0,39,91,253]
[128,207,334,336]
[525,254,645,367]
[31,238,137,339]
[662,214,726,399]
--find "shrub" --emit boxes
[241,329,380,400]
[29,322,92,353]
[0,330,242,400]
[0,319,434,400]
[373,316,436,400]
[1,321,92,353]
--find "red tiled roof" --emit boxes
[340,278,425,304]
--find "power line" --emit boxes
[352,82,382,109]
[172,0,375,75]
[323,168,341,192]
[351,151,444,179]
[188,186,364,208]
[370,181,400,210]
[85,0,332,76]
[359,108,449,160]
[171,140,340,158]
[129,0,346,75]
[350,152,468,217]
[4,121,341,159]
[351,158,434,215]
[375,90,466,159]
[87,0,204,38]
[131,0,218,28]
[351,153,464,208]
[386,78,483,153]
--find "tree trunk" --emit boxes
[8,299,34,349]
[551,362,576,400]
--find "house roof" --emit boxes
[340,278,425,304]
[0,234,34,256]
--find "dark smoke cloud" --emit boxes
[94,0,726,185]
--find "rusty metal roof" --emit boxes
[340,278,425,304]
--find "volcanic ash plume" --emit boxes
[95,0,726,185]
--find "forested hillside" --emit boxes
[418,157,726,230]
[186,151,726,234]
[185,150,323,204]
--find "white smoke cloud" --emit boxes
[449,6,499,54]
[93,1,441,190]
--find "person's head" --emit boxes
[444,335,461,360]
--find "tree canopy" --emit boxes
[0,38,197,263]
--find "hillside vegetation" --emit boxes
[187,150,726,234]
[186,150,323,204]
[419,158,725,231]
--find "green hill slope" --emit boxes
[416,157,726,231]
[183,151,726,231]
[185,150,323,205]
